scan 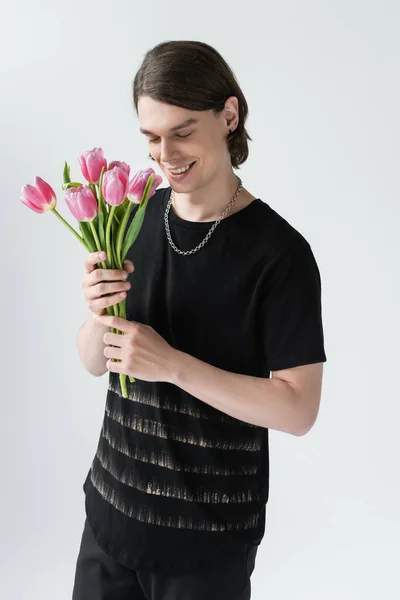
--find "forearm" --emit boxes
[76,312,109,377]
[170,351,306,436]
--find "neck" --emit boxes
[170,170,241,223]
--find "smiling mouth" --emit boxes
[166,161,196,178]
[167,161,195,172]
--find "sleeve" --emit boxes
[260,243,327,373]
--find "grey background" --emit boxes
[1,0,399,598]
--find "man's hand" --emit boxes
[93,314,179,383]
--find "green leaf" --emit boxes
[121,174,154,261]
[97,167,106,249]
[63,161,71,184]
[113,198,128,225]
[110,219,120,266]
[61,181,83,191]
[79,221,96,253]
[121,202,147,261]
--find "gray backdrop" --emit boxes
[1,0,399,598]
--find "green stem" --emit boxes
[119,298,135,385]
[88,221,103,259]
[89,182,97,198]
[88,219,109,270]
[105,206,119,319]
[52,208,89,251]
[118,298,135,397]
[104,206,124,375]
[106,205,116,270]
[102,204,135,396]
[116,200,132,269]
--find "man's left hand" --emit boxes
[93,314,179,383]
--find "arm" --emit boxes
[76,312,110,377]
[170,351,324,436]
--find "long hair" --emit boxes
[132,40,252,169]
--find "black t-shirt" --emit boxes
[83,186,327,574]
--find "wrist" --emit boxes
[168,349,187,386]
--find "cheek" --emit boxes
[202,132,224,158]
[148,144,158,158]
[199,141,222,168]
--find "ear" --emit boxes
[224,96,239,132]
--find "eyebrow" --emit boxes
[140,118,199,136]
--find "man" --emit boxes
[72,40,327,600]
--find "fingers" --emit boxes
[123,260,135,272]
[87,289,129,314]
[83,253,134,281]
[84,251,107,275]
[84,252,134,274]
[81,251,135,316]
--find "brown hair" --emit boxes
[132,40,252,169]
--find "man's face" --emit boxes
[137,96,232,192]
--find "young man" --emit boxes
[72,40,327,600]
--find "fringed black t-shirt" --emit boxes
[82,186,327,573]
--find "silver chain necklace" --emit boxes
[164,174,243,256]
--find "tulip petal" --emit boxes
[78,154,91,182]
[77,187,98,220]
[86,147,107,184]
[65,185,98,221]
[34,176,56,205]
[76,191,90,220]
[127,169,150,204]
[108,160,130,176]
[65,190,82,221]
[105,175,126,206]
[150,173,163,196]
[20,195,44,213]
[21,184,45,209]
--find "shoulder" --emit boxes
[248,201,325,297]
[251,199,313,258]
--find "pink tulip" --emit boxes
[102,166,129,206]
[20,176,56,213]
[150,173,163,196]
[78,147,107,184]
[65,185,98,221]
[127,168,163,205]
[108,160,130,176]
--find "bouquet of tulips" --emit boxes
[20,147,163,398]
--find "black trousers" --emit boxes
[72,517,258,600]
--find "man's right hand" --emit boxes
[81,251,134,317]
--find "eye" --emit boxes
[148,132,193,143]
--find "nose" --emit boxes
[159,138,178,164]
